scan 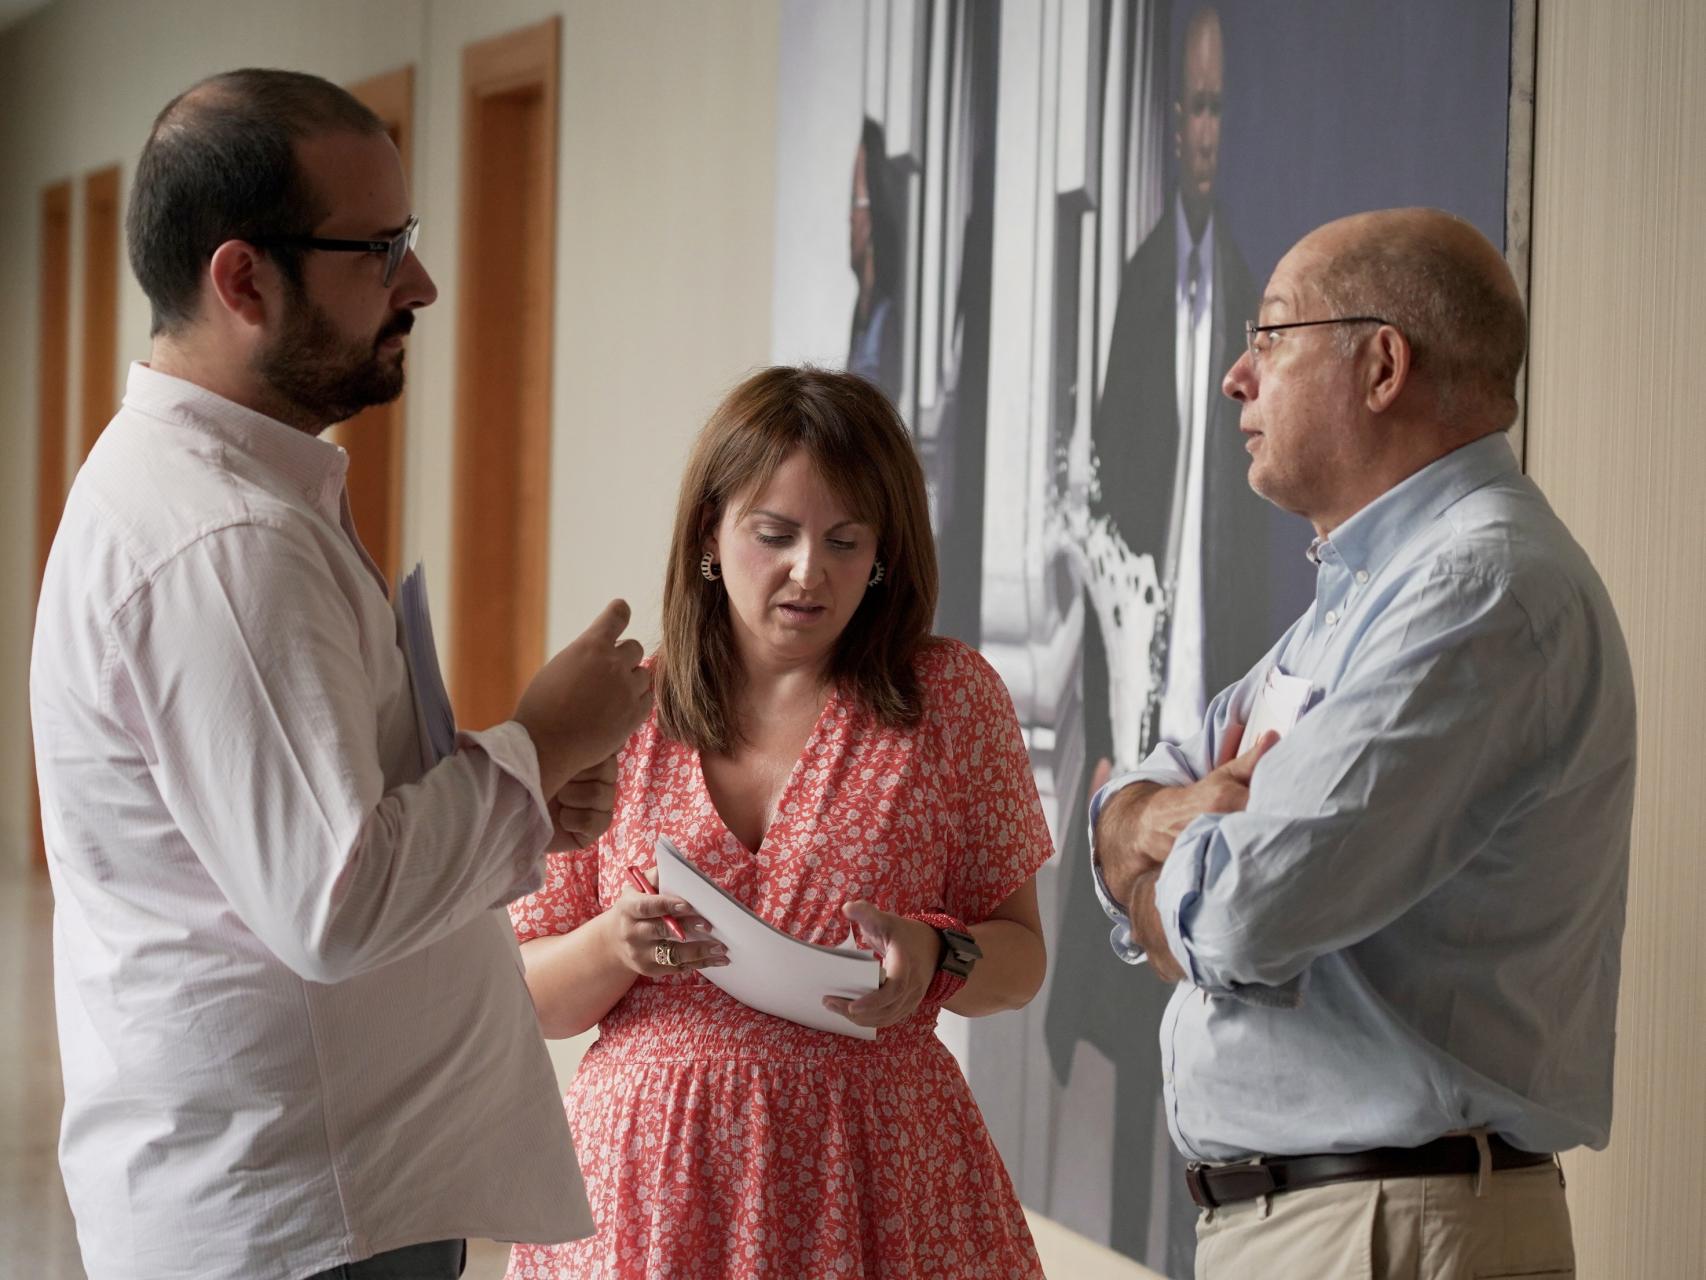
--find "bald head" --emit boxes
[1304,208,1526,431]
[1183,5,1224,67]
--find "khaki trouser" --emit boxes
[1195,1161,1574,1279]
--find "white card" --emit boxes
[1238,668,1313,754]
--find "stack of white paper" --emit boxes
[654,836,883,1040]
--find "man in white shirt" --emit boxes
[30,68,650,1280]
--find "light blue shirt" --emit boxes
[1092,433,1636,1161]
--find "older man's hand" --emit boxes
[1096,726,1278,905]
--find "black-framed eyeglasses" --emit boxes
[1245,315,1391,367]
[253,214,420,287]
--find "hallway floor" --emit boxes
[1,864,83,1276]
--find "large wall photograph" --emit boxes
[769,2,1520,1273]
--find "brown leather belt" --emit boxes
[1184,1134,1555,1210]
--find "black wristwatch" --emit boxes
[935,925,984,980]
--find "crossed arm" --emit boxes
[1093,728,1275,984]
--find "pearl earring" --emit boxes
[868,560,886,588]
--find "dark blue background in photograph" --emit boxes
[1165,0,1514,616]
[1176,0,1512,278]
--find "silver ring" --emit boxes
[653,942,679,968]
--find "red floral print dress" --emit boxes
[506,639,1051,1279]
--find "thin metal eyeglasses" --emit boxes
[253,214,420,287]
[1245,315,1391,367]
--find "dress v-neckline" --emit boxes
[695,684,841,856]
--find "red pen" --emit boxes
[625,865,688,942]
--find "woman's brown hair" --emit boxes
[655,366,939,753]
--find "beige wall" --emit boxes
[1530,2,1706,1275]
[403,0,781,663]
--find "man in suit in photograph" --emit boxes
[1046,6,1271,1269]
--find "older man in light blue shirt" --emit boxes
[1093,208,1635,1280]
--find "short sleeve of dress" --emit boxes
[929,641,1054,923]
[509,846,603,943]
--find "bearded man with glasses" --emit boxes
[31,68,653,1279]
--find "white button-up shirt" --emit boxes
[31,364,591,1280]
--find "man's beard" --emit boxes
[257,285,412,430]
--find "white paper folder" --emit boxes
[654,835,883,1040]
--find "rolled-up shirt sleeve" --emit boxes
[1150,565,1553,1004]
[112,520,554,984]
[1088,681,1245,963]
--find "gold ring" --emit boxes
[653,942,679,968]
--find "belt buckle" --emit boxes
[1184,1160,1216,1209]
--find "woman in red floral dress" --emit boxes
[508,367,1051,1279]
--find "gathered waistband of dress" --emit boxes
[589,979,947,1064]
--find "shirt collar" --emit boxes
[121,362,350,508]
[1314,433,1520,577]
